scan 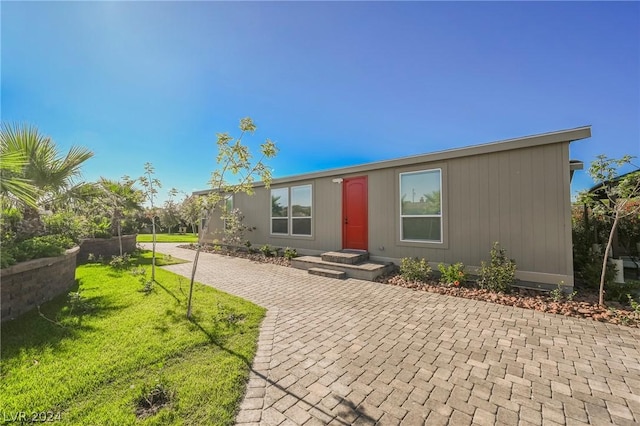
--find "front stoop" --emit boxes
[321,250,369,265]
[308,268,347,279]
[292,251,394,281]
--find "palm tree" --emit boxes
[0,140,38,208]
[97,177,144,255]
[0,123,94,236]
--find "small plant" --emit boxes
[87,253,96,263]
[135,381,175,419]
[628,294,640,315]
[478,242,516,293]
[67,291,95,316]
[438,262,466,287]
[400,257,432,282]
[549,281,578,302]
[216,303,246,326]
[131,266,153,294]
[259,244,274,257]
[109,253,132,270]
[283,247,298,260]
[141,280,154,295]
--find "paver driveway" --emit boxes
[148,244,640,425]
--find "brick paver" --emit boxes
[147,244,640,425]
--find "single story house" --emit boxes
[198,126,591,290]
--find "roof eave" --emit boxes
[194,125,591,193]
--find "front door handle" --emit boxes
[344,217,348,225]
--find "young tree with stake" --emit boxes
[139,163,162,282]
[581,155,640,306]
[187,117,277,319]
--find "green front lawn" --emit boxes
[137,233,199,243]
[0,251,265,425]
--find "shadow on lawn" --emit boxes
[187,316,373,425]
[0,279,124,361]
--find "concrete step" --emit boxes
[321,250,369,265]
[308,267,347,279]
[291,256,394,281]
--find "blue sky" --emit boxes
[2,1,639,204]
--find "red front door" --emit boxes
[342,176,368,250]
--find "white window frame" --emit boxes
[270,184,313,237]
[399,168,443,243]
[270,187,289,235]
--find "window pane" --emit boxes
[225,195,233,212]
[271,188,288,217]
[401,170,441,215]
[272,218,288,234]
[291,185,312,217]
[402,217,441,241]
[292,218,311,235]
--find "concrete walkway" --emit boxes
[146,244,640,425]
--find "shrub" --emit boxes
[283,247,298,260]
[605,280,640,303]
[259,244,274,257]
[11,235,75,263]
[87,217,112,239]
[109,253,132,270]
[576,250,617,290]
[478,242,516,293]
[1,249,16,269]
[400,257,432,282]
[42,211,84,243]
[438,262,466,287]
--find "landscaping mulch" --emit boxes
[177,243,291,267]
[377,274,639,327]
[177,243,639,327]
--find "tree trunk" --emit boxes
[117,221,123,256]
[186,244,200,319]
[599,212,619,306]
[151,216,157,282]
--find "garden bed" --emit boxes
[374,273,639,327]
[178,243,292,267]
[179,243,639,327]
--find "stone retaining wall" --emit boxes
[1,246,79,322]
[78,234,137,263]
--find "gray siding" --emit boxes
[203,141,576,286]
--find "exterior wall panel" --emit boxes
[201,131,582,287]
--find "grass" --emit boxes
[137,233,198,243]
[0,251,265,425]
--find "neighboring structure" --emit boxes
[198,126,591,289]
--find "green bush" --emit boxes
[283,247,298,260]
[400,257,432,282]
[478,242,516,293]
[1,249,17,269]
[109,253,132,270]
[87,217,112,239]
[3,235,75,267]
[42,211,84,243]
[259,244,274,257]
[438,262,466,287]
[606,280,640,303]
[577,251,617,290]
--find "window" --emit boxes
[400,169,442,242]
[271,185,312,236]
